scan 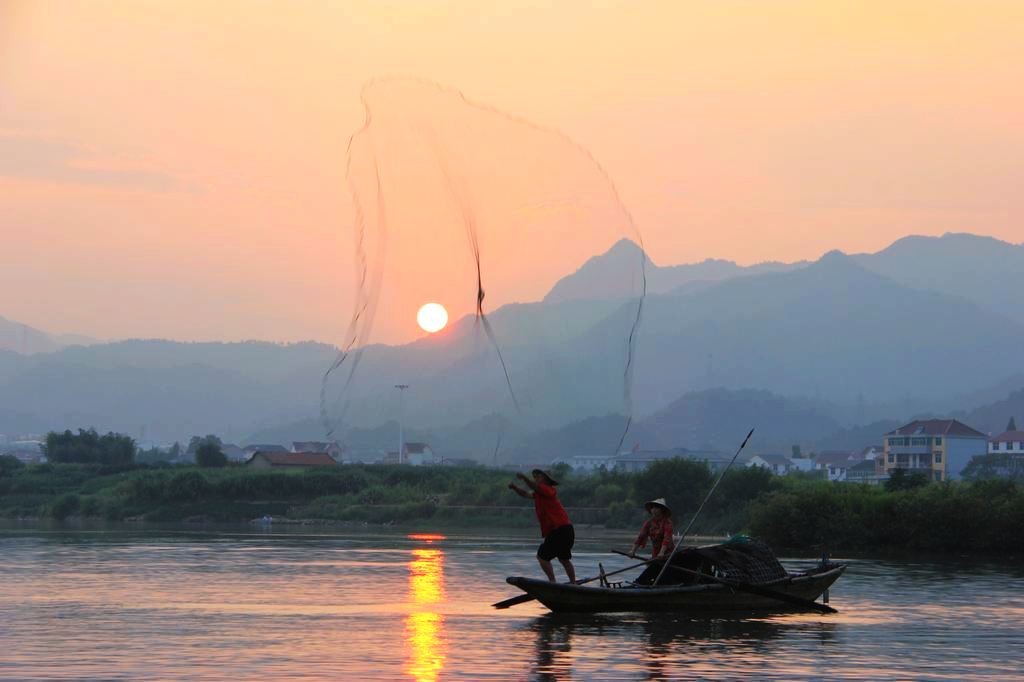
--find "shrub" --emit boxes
[49,494,81,520]
[166,471,211,501]
[195,443,227,468]
[0,454,24,476]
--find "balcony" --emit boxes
[887,445,933,455]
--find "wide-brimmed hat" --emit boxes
[644,498,671,516]
[531,469,559,486]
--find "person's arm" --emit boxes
[631,519,651,557]
[659,518,675,557]
[508,482,533,499]
[516,472,537,491]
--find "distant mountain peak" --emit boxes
[543,238,650,303]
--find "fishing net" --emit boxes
[321,79,646,456]
[636,538,788,586]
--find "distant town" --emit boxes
[4,415,1021,484]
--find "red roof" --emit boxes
[249,452,337,467]
[887,419,986,438]
[990,430,1024,443]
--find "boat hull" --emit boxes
[506,565,846,614]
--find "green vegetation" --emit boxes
[195,442,227,468]
[1,452,1021,553]
[44,429,135,467]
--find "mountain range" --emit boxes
[2,232,1023,457]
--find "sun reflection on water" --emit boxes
[405,547,447,681]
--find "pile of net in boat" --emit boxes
[636,537,788,586]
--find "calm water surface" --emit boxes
[1,525,1022,680]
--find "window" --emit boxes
[935,453,942,463]
[934,437,942,446]
[911,437,928,446]
[1004,441,1011,451]
[888,454,895,464]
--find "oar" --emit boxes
[491,555,665,609]
[611,550,837,614]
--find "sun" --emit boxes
[417,303,448,333]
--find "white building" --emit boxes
[814,451,861,481]
[571,453,618,472]
[746,453,793,475]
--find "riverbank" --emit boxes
[1,460,1021,554]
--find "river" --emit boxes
[1,525,1021,680]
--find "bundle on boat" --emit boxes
[504,536,845,614]
[634,536,789,587]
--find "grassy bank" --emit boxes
[1,459,1021,553]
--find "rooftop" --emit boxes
[248,452,337,467]
[886,419,987,438]
[751,453,791,467]
[990,430,1024,443]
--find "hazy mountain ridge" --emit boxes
[3,232,1024,447]
[0,315,99,355]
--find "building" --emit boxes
[292,441,344,460]
[611,448,730,473]
[746,453,793,475]
[2,439,46,464]
[987,421,1024,456]
[246,452,338,469]
[814,451,861,481]
[883,419,988,481]
[570,453,618,472]
[221,444,247,462]
[385,442,437,466]
[845,458,886,484]
[243,443,288,457]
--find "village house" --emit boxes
[570,453,618,472]
[987,418,1024,456]
[384,442,437,466]
[292,441,344,460]
[746,453,793,475]
[814,451,861,481]
[243,443,289,457]
[246,451,338,469]
[883,419,988,481]
[221,443,247,462]
[611,448,731,473]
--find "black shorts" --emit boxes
[537,524,574,561]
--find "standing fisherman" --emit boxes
[629,498,674,560]
[508,469,577,583]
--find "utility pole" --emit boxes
[395,384,409,464]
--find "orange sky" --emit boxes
[1,0,1022,344]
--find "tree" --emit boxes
[195,442,227,468]
[884,468,929,492]
[188,434,223,455]
[634,458,714,516]
[0,454,24,476]
[43,429,135,466]
[1008,417,1018,432]
[169,442,182,459]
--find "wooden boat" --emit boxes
[504,539,846,614]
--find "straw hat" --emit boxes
[531,469,559,486]
[644,498,671,516]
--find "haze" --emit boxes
[2,0,1022,345]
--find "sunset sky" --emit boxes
[2,0,1022,344]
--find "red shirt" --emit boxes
[533,483,571,537]
[635,517,674,558]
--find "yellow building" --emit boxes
[883,419,988,481]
